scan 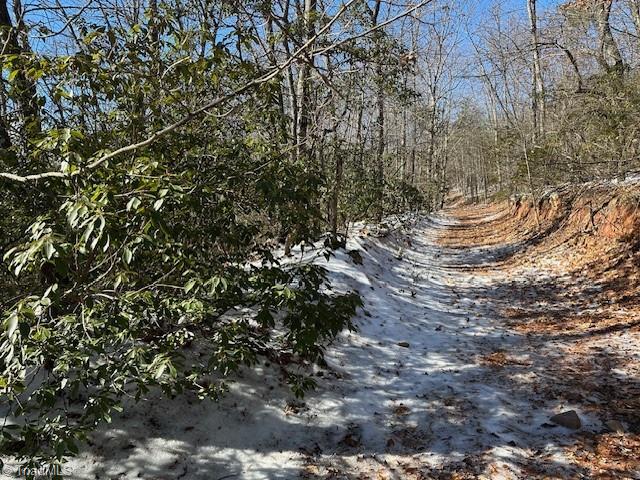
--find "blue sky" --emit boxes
[474,0,562,12]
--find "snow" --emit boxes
[2,212,600,479]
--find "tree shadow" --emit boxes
[64,211,638,479]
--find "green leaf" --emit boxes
[80,219,96,247]
[67,204,79,227]
[103,234,111,252]
[43,242,56,260]
[256,309,274,327]
[90,217,106,250]
[184,278,197,294]
[5,312,18,338]
[2,246,17,262]
[122,247,133,265]
[126,197,141,211]
[154,362,167,380]
[66,440,79,454]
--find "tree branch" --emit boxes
[1,0,360,183]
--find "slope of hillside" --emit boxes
[3,183,638,480]
[442,181,640,478]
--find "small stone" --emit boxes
[397,341,410,348]
[550,410,581,430]
[605,420,624,433]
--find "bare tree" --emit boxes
[370,0,385,221]
[527,0,546,139]
[295,0,316,162]
[561,0,625,74]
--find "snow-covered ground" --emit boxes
[2,212,604,479]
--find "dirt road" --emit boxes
[40,204,640,479]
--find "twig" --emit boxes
[0,0,432,184]
[0,0,358,183]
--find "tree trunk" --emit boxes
[295,0,316,162]
[355,90,365,171]
[330,142,343,235]
[371,0,385,221]
[594,0,624,74]
[630,0,640,38]
[0,68,10,149]
[426,90,437,188]
[374,73,385,220]
[527,0,545,140]
[280,0,298,155]
[1,0,40,148]
[488,91,502,190]
[265,11,288,141]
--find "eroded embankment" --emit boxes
[442,182,640,478]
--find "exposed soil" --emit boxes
[439,182,640,479]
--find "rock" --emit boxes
[550,410,581,430]
[605,420,624,433]
[397,341,410,348]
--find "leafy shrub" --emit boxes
[0,16,362,468]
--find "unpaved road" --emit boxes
[8,207,636,480]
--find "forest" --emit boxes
[1,0,639,478]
